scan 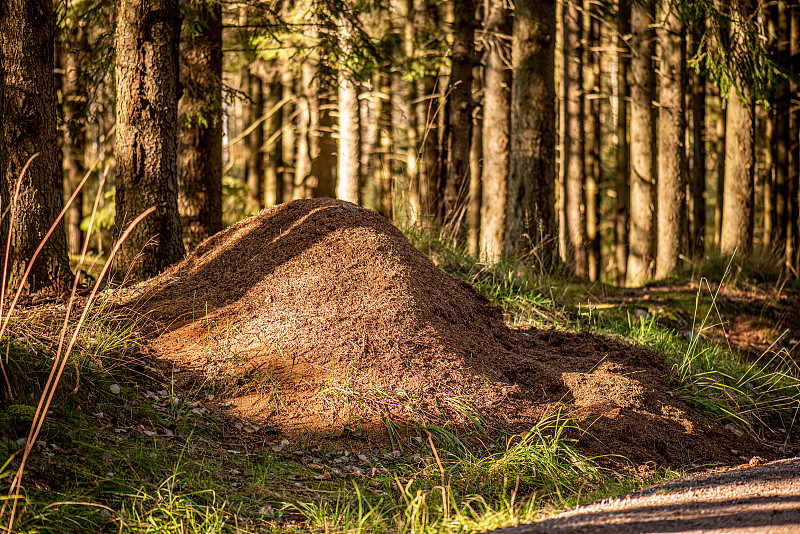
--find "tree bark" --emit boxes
[115,0,185,278]
[615,0,630,285]
[178,0,223,251]
[337,16,362,204]
[720,1,757,256]
[786,1,799,269]
[468,66,482,257]
[266,76,283,205]
[586,2,602,281]
[294,63,311,199]
[0,0,73,293]
[373,73,392,218]
[773,0,790,255]
[61,20,89,255]
[479,0,511,264]
[656,0,688,279]
[690,20,707,257]
[281,67,296,201]
[505,0,558,265]
[440,0,476,234]
[626,2,657,286]
[416,0,441,220]
[310,72,336,199]
[714,98,726,251]
[562,0,587,277]
[245,70,264,211]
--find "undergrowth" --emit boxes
[1,224,797,532]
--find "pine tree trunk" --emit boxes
[562,0,586,277]
[626,3,656,285]
[373,73,392,218]
[690,21,707,257]
[0,0,73,292]
[714,99,726,251]
[656,0,687,279]
[416,0,440,220]
[763,107,774,249]
[586,3,602,282]
[245,71,264,211]
[468,67,482,257]
[266,77,283,205]
[720,1,757,256]
[441,0,476,234]
[505,0,558,264]
[338,70,362,203]
[402,0,422,222]
[615,0,630,285]
[479,0,511,264]
[773,0,790,255]
[786,2,799,269]
[281,67,296,201]
[178,0,223,251]
[294,64,311,199]
[115,0,184,278]
[62,22,88,255]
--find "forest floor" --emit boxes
[2,198,800,533]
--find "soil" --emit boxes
[487,456,800,533]
[121,198,771,469]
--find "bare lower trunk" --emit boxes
[562,0,586,277]
[337,70,362,203]
[178,0,223,251]
[440,0,476,234]
[615,0,630,285]
[586,2,602,281]
[245,71,264,211]
[656,1,687,279]
[114,0,185,278]
[1,0,73,292]
[266,77,283,205]
[281,67,296,201]
[626,3,656,286]
[505,0,558,265]
[479,0,511,263]
[690,21,707,257]
[468,67,482,257]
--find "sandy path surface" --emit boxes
[488,458,800,533]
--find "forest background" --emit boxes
[0,0,799,292]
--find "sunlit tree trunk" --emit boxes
[440,0,476,234]
[690,20,707,257]
[281,67,296,201]
[615,0,630,285]
[115,0,185,278]
[62,20,89,255]
[245,70,264,211]
[585,2,602,281]
[562,0,586,277]
[178,0,223,251]
[479,0,511,263]
[468,67,482,257]
[338,73,362,203]
[656,0,687,279]
[505,0,558,265]
[720,1,757,256]
[0,0,73,292]
[626,2,656,285]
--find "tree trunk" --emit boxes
[479,0,511,263]
[586,2,602,281]
[266,77,283,205]
[505,0,558,265]
[773,0,790,256]
[690,20,707,257]
[468,66,482,257]
[62,21,89,255]
[416,0,440,221]
[338,71,362,203]
[245,71,264,211]
[281,67,296,201]
[115,0,185,278]
[440,0,476,234]
[720,1,757,256]
[178,0,223,251]
[786,1,799,269]
[626,2,657,286]
[656,0,687,279]
[310,72,336,198]
[294,64,311,199]
[373,73,392,218]
[0,0,73,292]
[615,0,630,285]
[562,0,587,277]
[714,98,726,251]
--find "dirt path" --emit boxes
[489,458,800,533]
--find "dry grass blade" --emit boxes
[1,206,155,533]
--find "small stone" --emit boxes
[109,384,121,395]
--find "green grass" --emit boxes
[2,227,798,532]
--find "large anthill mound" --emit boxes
[126,198,766,468]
